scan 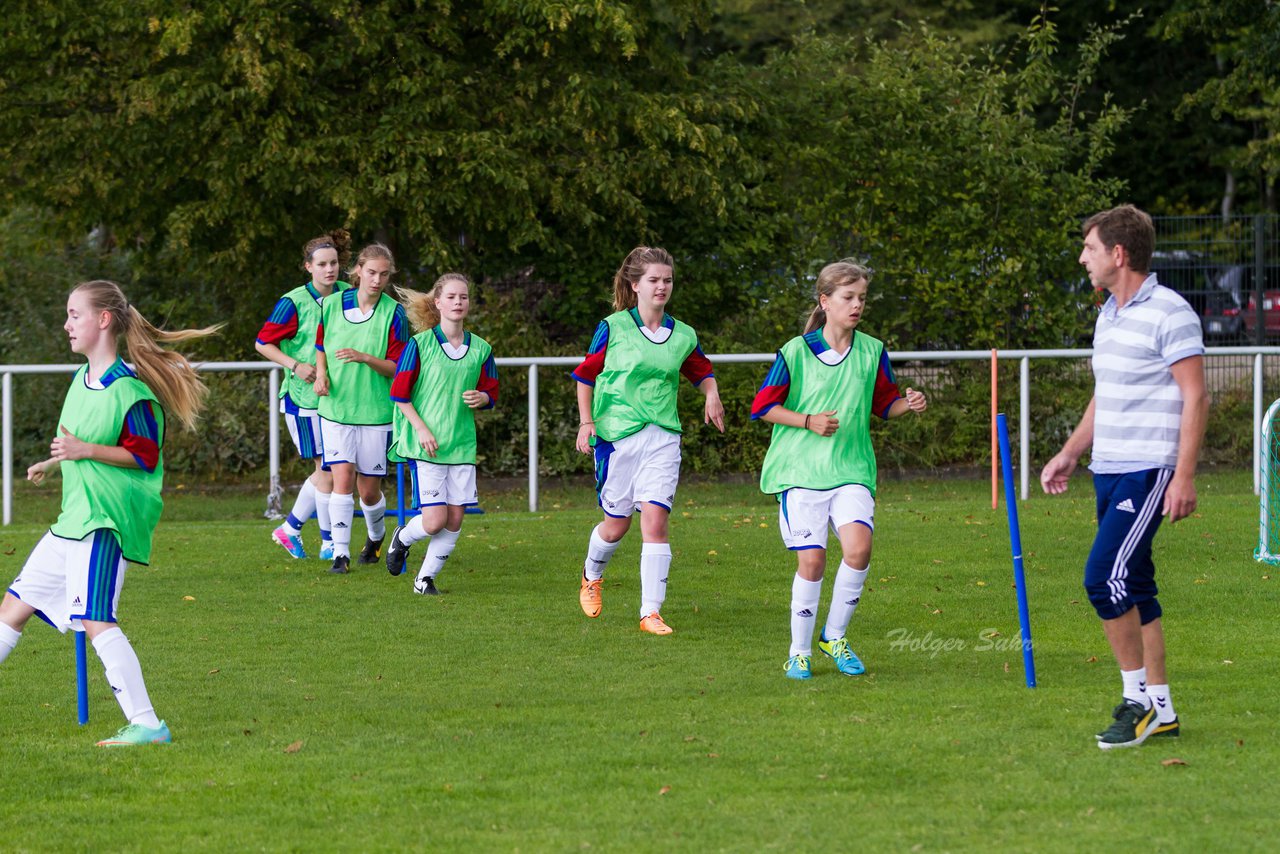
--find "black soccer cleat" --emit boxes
[357,536,384,565]
[385,526,410,577]
[413,575,439,596]
[329,555,351,575]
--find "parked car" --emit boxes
[1148,251,1241,343]
[1220,264,1280,341]
[1200,290,1245,342]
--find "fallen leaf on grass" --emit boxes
[283,740,303,754]
[658,786,671,795]
[1086,656,1098,663]
[207,668,220,675]
[1161,758,1187,767]
[1223,660,1234,665]
[182,596,195,601]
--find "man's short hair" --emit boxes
[1082,205,1155,274]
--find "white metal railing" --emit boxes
[4,347,1280,523]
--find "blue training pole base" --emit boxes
[996,413,1037,688]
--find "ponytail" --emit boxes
[302,228,352,269]
[397,273,470,334]
[612,246,674,313]
[805,259,872,334]
[72,281,222,431]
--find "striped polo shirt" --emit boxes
[1090,274,1204,473]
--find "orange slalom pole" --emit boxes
[991,349,998,509]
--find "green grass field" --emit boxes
[0,471,1273,852]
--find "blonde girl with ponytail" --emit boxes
[1,280,219,746]
[384,274,499,595]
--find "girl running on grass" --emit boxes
[751,260,927,680]
[384,274,499,595]
[255,229,352,562]
[0,280,219,746]
[572,246,725,635]
[313,243,408,574]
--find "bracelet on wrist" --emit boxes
[804,414,811,430]
[580,420,594,426]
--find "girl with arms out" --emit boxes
[1,280,219,745]
[572,246,725,635]
[384,274,499,595]
[254,230,351,561]
[751,260,927,679]
[313,243,409,574]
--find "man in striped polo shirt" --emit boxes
[1041,204,1208,750]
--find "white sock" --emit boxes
[583,524,621,582]
[823,561,868,641]
[315,488,332,545]
[790,575,823,657]
[92,627,162,729]
[284,479,316,536]
[639,542,672,617]
[1148,683,1176,722]
[0,622,20,665]
[1121,666,1150,709]
[400,515,429,546]
[419,527,461,579]
[329,493,355,558]
[361,495,387,541]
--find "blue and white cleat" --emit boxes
[271,526,306,559]
[319,541,335,561]
[97,720,171,747]
[785,654,812,680]
[818,633,866,676]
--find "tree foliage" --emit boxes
[2,1,1124,361]
[1160,0,1280,191]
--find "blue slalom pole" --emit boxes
[996,413,1037,688]
[75,630,89,725]
[395,462,408,528]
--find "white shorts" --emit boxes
[281,398,323,461]
[778,484,875,550]
[320,418,392,477]
[594,423,681,518]
[8,530,127,632]
[410,461,478,507]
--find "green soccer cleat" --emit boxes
[784,655,812,680]
[96,720,171,747]
[385,526,410,577]
[818,633,866,676]
[1097,700,1158,750]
